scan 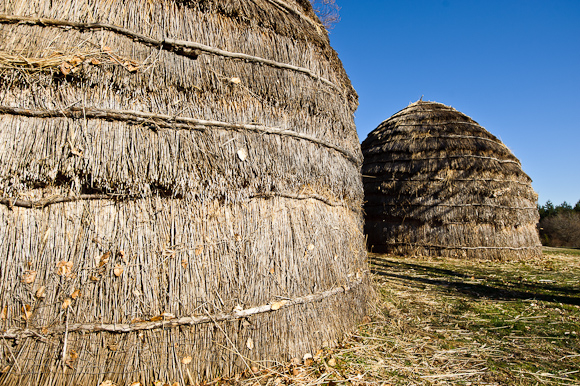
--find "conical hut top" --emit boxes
[362,100,542,260]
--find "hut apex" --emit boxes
[0,0,369,385]
[362,100,542,260]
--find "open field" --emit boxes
[229,248,580,386]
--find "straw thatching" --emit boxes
[362,101,542,260]
[0,1,369,384]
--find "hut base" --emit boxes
[366,220,542,260]
[0,196,369,385]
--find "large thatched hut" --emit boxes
[0,1,369,385]
[362,101,542,260]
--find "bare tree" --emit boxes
[539,212,580,248]
[310,0,340,29]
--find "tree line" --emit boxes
[537,200,580,248]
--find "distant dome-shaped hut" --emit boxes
[362,101,542,260]
[0,1,368,385]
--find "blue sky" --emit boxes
[327,0,580,206]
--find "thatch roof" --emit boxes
[0,1,369,385]
[362,101,542,260]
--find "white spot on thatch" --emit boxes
[230,77,241,84]
[237,149,248,161]
[246,337,254,350]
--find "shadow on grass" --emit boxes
[370,256,580,307]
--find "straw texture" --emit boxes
[0,1,369,384]
[362,101,542,260]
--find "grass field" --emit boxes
[232,248,580,385]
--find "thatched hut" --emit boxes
[0,1,369,384]
[362,101,542,260]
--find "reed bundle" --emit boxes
[362,101,542,260]
[0,1,369,385]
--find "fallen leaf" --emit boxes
[0,306,7,320]
[152,381,163,386]
[327,357,336,367]
[68,56,83,66]
[90,57,101,65]
[62,298,72,309]
[270,300,287,311]
[181,258,188,269]
[246,337,254,350]
[181,356,192,365]
[68,349,79,361]
[126,64,139,72]
[70,146,83,157]
[118,250,125,259]
[22,270,37,284]
[90,275,100,281]
[71,289,81,299]
[237,149,248,161]
[269,267,275,275]
[98,252,111,267]
[1,366,10,374]
[22,304,32,320]
[129,383,141,386]
[108,343,118,351]
[150,315,163,322]
[195,246,203,256]
[60,62,72,75]
[35,286,46,299]
[99,380,115,386]
[251,365,259,373]
[102,46,112,52]
[56,261,73,277]
[230,77,241,84]
[113,264,124,277]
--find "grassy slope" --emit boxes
[230,248,580,385]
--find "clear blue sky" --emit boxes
[327,0,580,207]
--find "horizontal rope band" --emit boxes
[1,276,365,339]
[263,0,322,32]
[364,154,521,166]
[364,202,538,210]
[0,192,352,210]
[362,177,532,187]
[378,243,541,251]
[0,105,360,165]
[365,132,510,151]
[0,194,111,209]
[0,14,339,91]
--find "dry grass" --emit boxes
[223,248,580,386]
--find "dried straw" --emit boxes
[0,0,369,385]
